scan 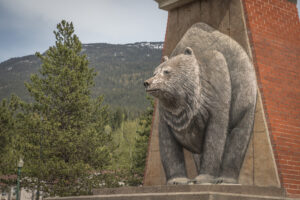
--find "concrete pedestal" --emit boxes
[46,185,290,200]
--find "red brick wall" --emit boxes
[242,0,300,197]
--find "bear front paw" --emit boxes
[167,177,191,185]
[216,177,239,184]
[193,174,217,184]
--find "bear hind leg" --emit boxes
[220,106,256,183]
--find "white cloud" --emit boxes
[0,0,168,61]
[1,0,167,43]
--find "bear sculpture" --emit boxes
[144,23,257,185]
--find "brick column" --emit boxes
[242,0,300,197]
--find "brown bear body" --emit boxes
[144,23,257,184]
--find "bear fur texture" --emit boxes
[144,23,257,185]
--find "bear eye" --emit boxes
[163,70,170,75]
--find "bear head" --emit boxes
[144,47,201,114]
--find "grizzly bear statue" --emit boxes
[144,23,257,185]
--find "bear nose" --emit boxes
[144,81,150,88]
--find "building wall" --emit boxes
[242,0,300,197]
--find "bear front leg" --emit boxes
[159,111,189,185]
[196,112,229,184]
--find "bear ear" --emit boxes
[184,47,194,55]
[162,56,169,62]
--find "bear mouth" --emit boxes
[146,88,160,94]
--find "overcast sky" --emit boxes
[0,0,299,63]
[0,0,168,62]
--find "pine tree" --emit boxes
[0,95,20,180]
[16,20,112,197]
[0,95,24,199]
[128,97,154,185]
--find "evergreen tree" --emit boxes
[0,95,20,180]
[111,108,123,130]
[16,20,112,197]
[128,97,154,185]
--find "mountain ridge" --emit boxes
[0,42,163,114]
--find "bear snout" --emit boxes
[144,78,153,89]
[144,80,150,88]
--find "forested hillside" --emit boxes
[0,20,157,196]
[0,42,162,115]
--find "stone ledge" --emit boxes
[154,0,195,10]
[154,0,297,11]
[46,192,291,200]
[93,185,284,196]
[46,185,290,200]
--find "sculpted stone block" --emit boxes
[144,23,257,185]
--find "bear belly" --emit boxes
[172,119,205,154]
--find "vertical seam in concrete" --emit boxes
[236,0,256,185]
[143,11,170,185]
[240,0,282,188]
[239,0,253,59]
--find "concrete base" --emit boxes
[46,185,290,200]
